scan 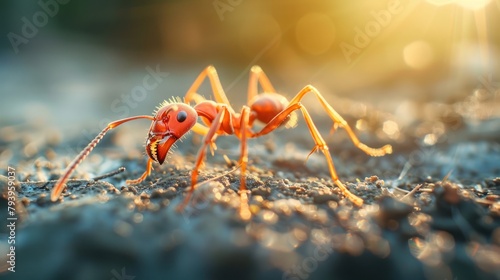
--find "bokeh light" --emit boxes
[0,0,499,127]
[403,40,435,70]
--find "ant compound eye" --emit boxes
[177,111,188,122]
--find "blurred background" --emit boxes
[2,2,500,279]
[0,0,499,158]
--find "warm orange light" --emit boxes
[403,41,435,70]
[426,0,492,10]
[295,13,336,55]
[239,13,281,56]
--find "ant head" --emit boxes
[146,102,197,164]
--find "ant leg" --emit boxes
[126,158,153,185]
[251,85,394,205]
[184,67,233,136]
[191,123,210,136]
[298,106,364,206]
[288,85,392,157]
[177,106,232,212]
[185,65,231,106]
[51,115,155,201]
[247,65,277,104]
[237,107,252,220]
[185,92,207,105]
[252,103,363,206]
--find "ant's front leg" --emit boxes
[126,158,153,185]
[236,106,252,220]
[176,106,234,212]
[185,65,231,106]
[184,66,238,137]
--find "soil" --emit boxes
[1,84,499,280]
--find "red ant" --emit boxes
[51,66,392,219]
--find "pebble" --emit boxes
[251,186,271,197]
[377,196,413,229]
[36,193,51,206]
[313,193,340,204]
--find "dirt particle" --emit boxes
[140,192,150,199]
[108,185,120,194]
[251,186,271,197]
[313,193,339,204]
[365,175,379,183]
[127,186,138,195]
[21,197,30,207]
[435,182,460,205]
[36,193,51,206]
[377,196,413,229]
[375,179,385,188]
[164,187,177,198]
[151,189,165,199]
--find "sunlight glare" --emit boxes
[403,41,434,70]
[426,0,492,10]
[456,0,492,10]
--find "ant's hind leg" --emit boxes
[247,65,277,104]
[289,85,392,157]
[251,104,363,206]
[298,106,364,206]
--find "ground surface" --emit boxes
[1,86,500,280]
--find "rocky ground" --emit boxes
[1,87,499,280]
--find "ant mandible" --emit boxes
[51,65,392,220]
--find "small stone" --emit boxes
[377,196,413,229]
[313,193,339,204]
[251,186,271,197]
[365,175,378,183]
[127,186,138,195]
[434,182,461,213]
[376,180,385,188]
[21,197,30,207]
[164,187,177,198]
[151,189,165,199]
[36,193,51,206]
